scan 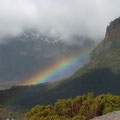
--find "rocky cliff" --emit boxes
[82,17,120,73]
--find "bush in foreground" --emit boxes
[26,93,120,120]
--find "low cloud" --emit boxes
[0,0,120,43]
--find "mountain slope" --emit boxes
[70,17,120,80]
[0,17,120,107]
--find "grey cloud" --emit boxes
[0,0,120,43]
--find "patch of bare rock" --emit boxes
[91,111,120,120]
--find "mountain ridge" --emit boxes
[0,29,95,89]
[0,17,120,107]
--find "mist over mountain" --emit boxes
[0,0,120,43]
[0,1,120,120]
[0,17,120,107]
[0,0,120,89]
[0,29,95,89]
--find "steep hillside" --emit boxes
[90,17,120,72]
[73,17,120,77]
[0,17,120,107]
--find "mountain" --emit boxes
[88,17,120,72]
[0,17,120,107]
[0,29,95,89]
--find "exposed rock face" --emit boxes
[105,17,120,40]
[91,111,120,120]
[86,17,120,74]
[89,17,120,61]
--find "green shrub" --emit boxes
[26,105,54,120]
[79,93,101,119]
[98,94,120,114]
[26,93,120,120]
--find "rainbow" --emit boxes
[24,39,120,86]
[7,38,120,106]
[7,51,90,106]
[22,52,89,85]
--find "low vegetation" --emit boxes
[26,93,120,120]
[0,106,29,120]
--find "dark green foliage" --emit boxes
[98,94,120,114]
[1,68,120,107]
[26,93,120,120]
[79,93,101,119]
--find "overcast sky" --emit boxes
[0,0,120,42]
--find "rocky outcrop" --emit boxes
[105,17,120,40]
[89,17,120,60]
[91,111,120,120]
[87,17,120,73]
